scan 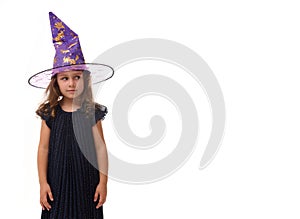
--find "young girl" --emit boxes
[28,12,114,218]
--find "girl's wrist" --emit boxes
[99,173,107,186]
[39,179,48,185]
[99,181,107,186]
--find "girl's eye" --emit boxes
[61,77,68,81]
[75,76,81,80]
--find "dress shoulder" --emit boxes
[36,102,53,129]
[93,103,108,125]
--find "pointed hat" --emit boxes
[28,12,114,89]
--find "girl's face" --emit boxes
[56,70,84,100]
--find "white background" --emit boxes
[1,0,300,218]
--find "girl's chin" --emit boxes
[62,94,81,100]
[64,91,82,97]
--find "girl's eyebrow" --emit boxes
[58,73,68,77]
[73,73,82,76]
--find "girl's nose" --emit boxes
[68,78,76,87]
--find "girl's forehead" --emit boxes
[57,71,83,77]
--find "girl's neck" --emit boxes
[59,97,82,110]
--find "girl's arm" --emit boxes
[37,120,53,211]
[92,120,108,208]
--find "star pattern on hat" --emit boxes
[53,31,65,42]
[54,22,64,30]
[63,55,79,64]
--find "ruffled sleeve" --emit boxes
[36,103,52,129]
[92,103,108,126]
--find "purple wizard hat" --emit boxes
[28,12,114,89]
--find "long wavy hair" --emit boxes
[36,70,98,119]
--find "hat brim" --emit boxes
[28,63,114,89]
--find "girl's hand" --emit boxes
[93,183,107,209]
[40,182,54,211]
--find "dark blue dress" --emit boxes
[39,102,107,219]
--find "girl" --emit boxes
[28,12,114,218]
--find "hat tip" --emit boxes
[49,11,56,18]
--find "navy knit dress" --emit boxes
[39,102,108,219]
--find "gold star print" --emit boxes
[54,22,64,30]
[60,49,70,54]
[54,41,63,46]
[68,42,77,49]
[53,31,64,42]
[63,56,76,64]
